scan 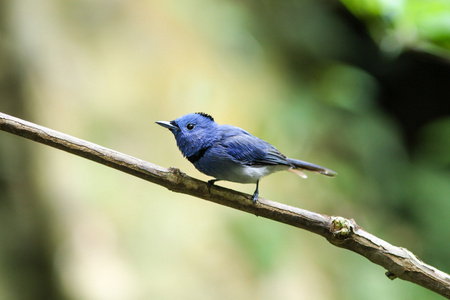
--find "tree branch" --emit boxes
[1,111,449,298]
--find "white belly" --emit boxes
[219,164,290,183]
[193,148,291,183]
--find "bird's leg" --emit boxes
[207,179,220,194]
[252,180,260,204]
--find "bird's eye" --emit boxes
[186,123,195,130]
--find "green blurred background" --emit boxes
[1,0,449,299]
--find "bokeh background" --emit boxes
[1,0,449,299]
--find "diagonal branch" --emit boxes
[0,111,449,298]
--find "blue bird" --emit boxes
[156,112,336,204]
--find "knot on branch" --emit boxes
[167,167,188,188]
[331,216,353,238]
[166,167,203,193]
[385,271,398,280]
[168,167,186,180]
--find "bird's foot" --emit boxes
[252,180,260,205]
[207,179,219,194]
[252,180,259,205]
[252,190,259,205]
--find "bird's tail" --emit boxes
[287,158,337,179]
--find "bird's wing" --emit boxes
[219,126,291,167]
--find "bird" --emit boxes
[156,112,336,204]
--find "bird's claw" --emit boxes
[252,191,259,205]
[251,180,260,205]
[207,179,218,194]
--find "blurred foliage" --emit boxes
[0,0,449,300]
[341,0,450,56]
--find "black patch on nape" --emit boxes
[195,112,214,121]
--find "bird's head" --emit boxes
[156,112,218,158]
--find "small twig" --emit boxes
[1,111,449,298]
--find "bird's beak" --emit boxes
[156,120,180,131]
